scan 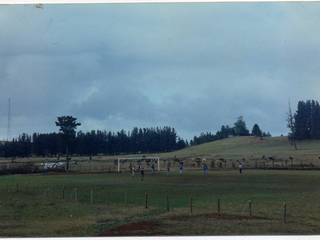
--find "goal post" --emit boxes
[117,157,160,173]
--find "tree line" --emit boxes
[190,116,271,145]
[0,126,187,158]
[287,100,320,143]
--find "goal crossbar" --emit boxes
[117,157,160,173]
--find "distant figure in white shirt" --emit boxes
[132,166,135,177]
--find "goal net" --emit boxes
[117,157,160,173]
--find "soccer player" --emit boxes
[141,168,144,181]
[132,165,135,177]
[203,164,208,174]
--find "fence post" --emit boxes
[62,186,65,199]
[75,188,77,201]
[218,198,220,216]
[145,193,148,208]
[167,196,169,211]
[283,203,286,224]
[106,191,109,205]
[26,183,28,195]
[190,197,193,213]
[125,192,127,206]
[91,190,93,203]
[249,200,252,219]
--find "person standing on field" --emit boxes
[141,168,144,181]
[203,164,208,174]
[167,165,170,177]
[132,165,135,177]
[179,165,183,174]
[239,163,242,174]
[151,164,155,174]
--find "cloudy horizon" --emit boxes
[1,2,320,142]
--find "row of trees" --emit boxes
[1,115,273,159]
[287,100,320,145]
[0,126,187,158]
[190,116,271,145]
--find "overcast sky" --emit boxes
[1,2,320,142]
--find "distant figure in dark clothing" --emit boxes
[141,168,144,181]
[151,164,155,174]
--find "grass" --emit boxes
[2,136,320,236]
[1,169,320,236]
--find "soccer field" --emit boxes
[1,169,320,236]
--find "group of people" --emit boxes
[131,162,243,180]
[132,163,156,180]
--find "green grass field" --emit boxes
[1,169,320,236]
[1,136,320,236]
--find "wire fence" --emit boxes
[2,180,288,223]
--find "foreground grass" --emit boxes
[1,169,320,236]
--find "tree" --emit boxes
[233,115,250,136]
[55,116,81,170]
[286,101,297,150]
[252,124,262,138]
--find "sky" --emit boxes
[1,2,320,142]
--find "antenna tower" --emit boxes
[7,98,11,141]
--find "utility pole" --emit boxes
[7,98,11,141]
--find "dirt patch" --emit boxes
[99,213,270,236]
[99,221,162,236]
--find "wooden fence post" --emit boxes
[145,193,148,208]
[125,192,127,206]
[218,198,220,216]
[91,190,93,203]
[106,191,109,205]
[167,196,169,211]
[75,188,77,201]
[62,186,65,199]
[283,203,286,224]
[249,200,252,219]
[190,197,193,213]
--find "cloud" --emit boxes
[2,2,320,141]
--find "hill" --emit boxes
[157,136,320,161]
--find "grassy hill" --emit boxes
[158,136,320,161]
